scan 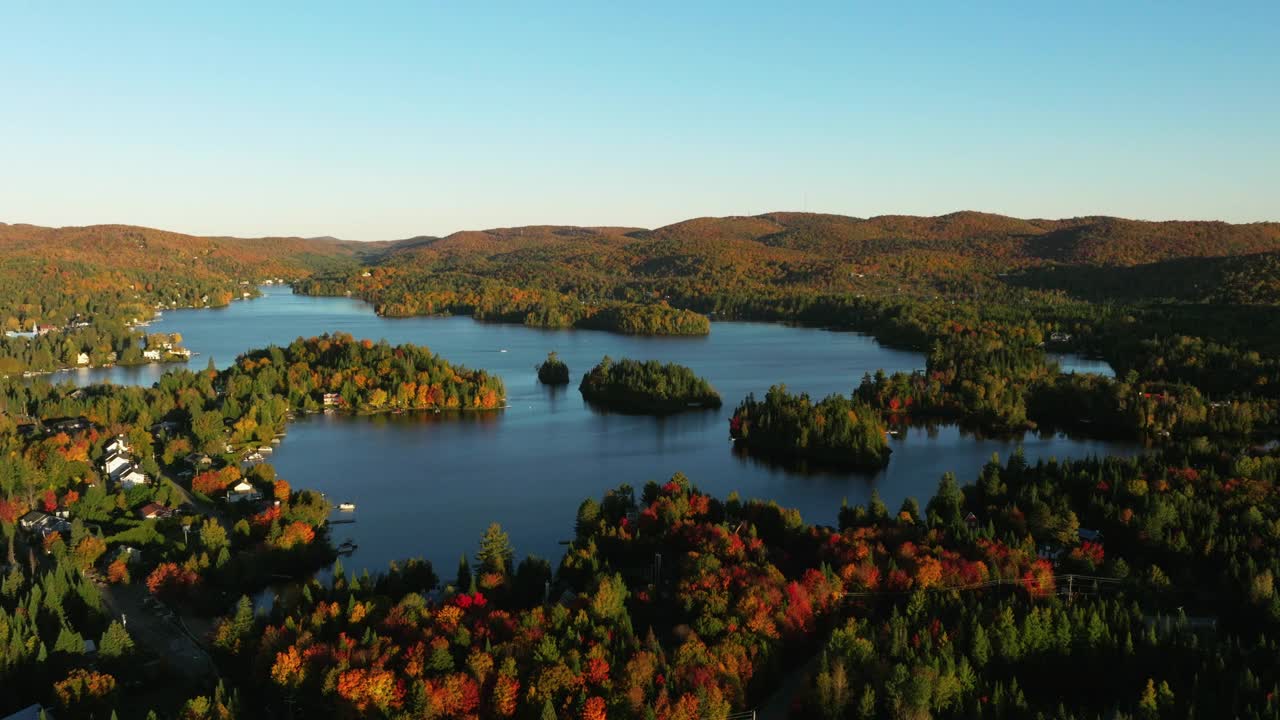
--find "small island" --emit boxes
[729,385,891,470]
[229,333,505,414]
[578,356,721,414]
[536,351,570,385]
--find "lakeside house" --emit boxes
[76,352,90,366]
[143,349,163,361]
[185,452,213,468]
[105,435,131,456]
[48,417,90,433]
[227,479,262,504]
[18,511,71,539]
[116,466,150,489]
[137,502,173,520]
[102,452,131,477]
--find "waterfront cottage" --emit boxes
[18,511,71,539]
[105,435,131,456]
[117,466,150,489]
[185,452,212,468]
[227,479,262,503]
[102,452,131,477]
[137,502,172,520]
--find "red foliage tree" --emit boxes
[582,696,608,720]
[146,562,198,600]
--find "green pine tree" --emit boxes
[99,620,135,659]
[54,625,85,654]
[455,554,472,591]
[477,522,514,575]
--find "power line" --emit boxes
[839,573,1128,600]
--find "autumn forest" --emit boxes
[1,211,1280,719]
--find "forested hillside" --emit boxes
[296,212,1280,331]
[0,223,376,375]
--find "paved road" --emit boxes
[98,579,217,682]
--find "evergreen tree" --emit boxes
[477,522,514,576]
[99,620,135,659]
[868,489,889,522]
[455,554,472,591]
[54,625,85,655]
[927,472,965,528]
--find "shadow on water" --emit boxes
[345,408,505,429]
[581,400,723,419]
[729,443,889,481]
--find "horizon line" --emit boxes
[3,207,1278,244]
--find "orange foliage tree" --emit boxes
[146,562,199,600]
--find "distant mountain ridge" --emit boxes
[5,212,1279,277]
[0,222,380,278]
[371,212,1280,270]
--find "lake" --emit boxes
[69,286,1135,573]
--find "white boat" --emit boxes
[337,502,356,512]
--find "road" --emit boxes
[97,578,218,682]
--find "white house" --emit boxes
[227,479,262,503]
[18,511,50,533]
[105,436,131,456]
[143,349,163,361]
[76,352,90,366]
[103,452,132,477]
[116,467,150,489]
[18,511,71,538]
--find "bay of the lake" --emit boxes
[67,286,1136,572]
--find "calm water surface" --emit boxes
[70,287,1133,572]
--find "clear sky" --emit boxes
[1,2,1276,239]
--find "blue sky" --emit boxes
[1,2,1276,239]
